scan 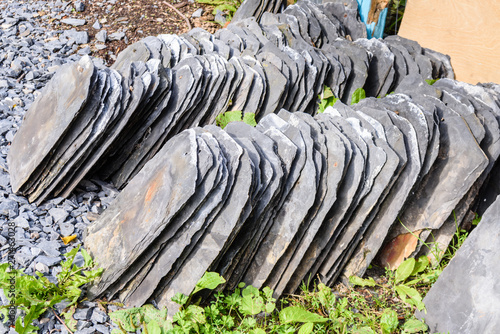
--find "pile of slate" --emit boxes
[7,0,455,204]
[83,72,500,315]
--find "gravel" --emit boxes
[0,1,122,332]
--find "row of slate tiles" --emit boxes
[83,77,500,318]
[7,0,455,204]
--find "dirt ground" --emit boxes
[50,0,223,65]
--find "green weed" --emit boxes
[215,110,257,129]
[195,0,242,23]
[0,245,103,334]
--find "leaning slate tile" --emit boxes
[332,39,369,104]
[255,53,287,119]
[241,110,317,290]
[8,55,95,195]
[378,100,489,269]
[24,69,106,203]
[415,195,500,333]
[84,130,200,299]
[157,126,254,316]
[374,94,429,169]
[422,47,455,79]
[111,41,151,74]
[437,85,486,144]
[241,57,266,116]
[275,113,346,296]
[342,107,421,278]
[218,123,278,289]
[291,113,363,290]
[354,38,395,98]
[122,131,229,307]
[218,115,301,289]
[101,133,216,301]
[58,69,125,198]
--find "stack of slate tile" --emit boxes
[8,0,456,204]
[8,0,500,311]
[84,71,500,315]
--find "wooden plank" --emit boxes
[398,0,500,84]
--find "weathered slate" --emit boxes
[416,195,500,333]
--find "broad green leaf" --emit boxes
[142,304,169,327]
[146,320,162,334]
[395,258,415,284]
[317,283,335,309]
[265,301,275,313]
[410,256,429,277]
[239,294,264,316]
[193,272,226,295]
[349,275,376,287]
[351,88,366,104]
[241,317,257,328]
[224,110,243,123]
[425,79,438,85]
[171,292,189,306]
[242,112,257,127]
[402,319,428,333]
[298,322,315,334]
[109,307,143,332]
[395,285,425,311]
[80,248,93,267]
[279,306,328,324]
[186,305,206,324]
[380,309,398,334]
[15,303,45,334]
[250,329,266,334]
[241,285,260,298]
[352,327,376,334]
[262,286,274,300]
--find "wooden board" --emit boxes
[398,0,500,84]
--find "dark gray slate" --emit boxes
[416,195,500,333]
[8,56,95,196]
[84,130,200,299]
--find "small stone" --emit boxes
[95,30,107,43]
[59,222,74,236]
[74,1,85,12]
[60,18,86,26]
[76,320,92,331]
[14,216,30,229]
[91,308,108,323]
[73,308,92,320]
[63,29,89,44]
[48,207,69,223]
[35,262,49,273]
[191,8,204,18]
[33,255,62,267]
[92,20,102,30]
[0,199,18,218]
[214,9,226,25]
[94,324,109,333]
[37,239,61,258]
[108,31,125,41]
[95,44,107,50]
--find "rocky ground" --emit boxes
[0,0,223,332]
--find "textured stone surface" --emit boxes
[416,195,500,333]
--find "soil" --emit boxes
[46,0,223,65]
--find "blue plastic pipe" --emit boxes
[356,0,388,38]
